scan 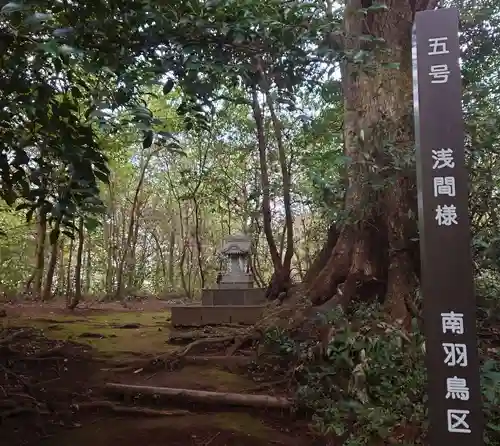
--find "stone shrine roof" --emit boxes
[220,233,251,255]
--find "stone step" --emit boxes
[170,305,265,327]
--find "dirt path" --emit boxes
[1,302,318,446]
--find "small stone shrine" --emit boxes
[218,233,253,289]
[170,233,266,327]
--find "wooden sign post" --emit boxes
[412,7,483,446]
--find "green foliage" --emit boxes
[0,203,32,292]
[481,359,500,444]
[297,306,427,445]
[264,303,500,445]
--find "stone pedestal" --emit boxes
[201,288,266,305]
[170,233,265,327]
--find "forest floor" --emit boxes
[0,300,319,446]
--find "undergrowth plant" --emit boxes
[264,302,500,445]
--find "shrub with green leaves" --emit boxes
[265,303,500,445]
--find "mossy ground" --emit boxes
[1,304,313,445]
[1,310,174,358]
[40,412,281,446]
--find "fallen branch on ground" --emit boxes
[105,383,294,410]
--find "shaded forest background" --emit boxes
[3,1,500,445]
[0,0,499,314]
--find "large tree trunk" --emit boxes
[304,0,435,324]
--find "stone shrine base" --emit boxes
[201,288,265,306]
[170,287,266,327]
[170,304,265,327]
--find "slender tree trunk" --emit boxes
[168,229,176,289]
[84,232,92,294]
[32,210,47,298]
[150,230,167,283]
[265,90,294,272]
[56,238,65,296]
[177,203,190,298]
[104,218,114,295]
[188,244,194,297]
[293,248,305,281]
[68,218,85,310]
[126,213,142,291]
[304,0,435,324]
[42,219,61,301]
[134,229,149,289]
[278,224,287,260]
[115,149,157,300]
[193,196,205,289]
[65,228,74,305]
[251,85,281,270]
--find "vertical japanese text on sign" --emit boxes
[412,7,483,446]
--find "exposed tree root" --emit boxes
[303,223,339,285]
[265,266,292,301]
[71,400,190,416]
[105,383,294,410]
[107,336,244,374]
[107,354,253,375]
[225,334,259,356]
[179,336,235,357]
[29,344,66,359]
[305,226,355,306]
[182,355,252,367]
[0,407,49,419]
[243,379,289,393]
[0,329,28,346]
[168,331,203,343]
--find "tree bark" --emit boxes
[42,219,61,301]
[303,0,434,324]
[68,218,85,310]
[251,85,281,271]
[265,90,294,274]
[193,196,205,290]
[168,228,176,289]
[115,148,157,300]
[105,383,293,410]
[303,223,338,285]
[150,229,167,283]
[65,226,74,304]
[84,231,92,294]
[31,210,47,298]
[56,238,65,296]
